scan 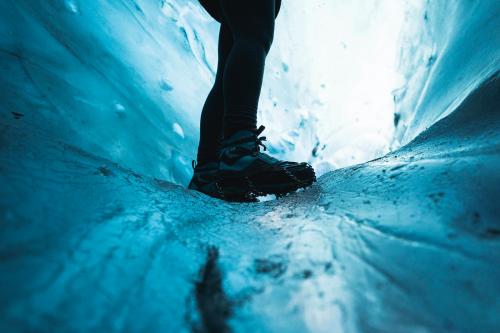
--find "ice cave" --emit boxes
[0,0,499,332]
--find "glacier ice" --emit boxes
[1,0,220,185]
[1,0,500,332]
[392,0,500,146]
[1,74,499,332]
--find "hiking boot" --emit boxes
[218,125,316,199]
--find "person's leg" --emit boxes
[218,0,276,138]
[194,1,315,201]
[196,24,233,167]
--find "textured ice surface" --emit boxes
[1,0,500,332]
[0,0,219,185]
[1,74,499,332]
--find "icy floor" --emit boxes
[1,75,499,332]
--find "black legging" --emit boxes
[197,0,279,166]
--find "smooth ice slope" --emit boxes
[392,0,500,146]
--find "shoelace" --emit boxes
[247,125,267,156]
[220,125,268,154]
[255,125,268,152]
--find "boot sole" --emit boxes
[217,176,258,202]
[218,164,316,199]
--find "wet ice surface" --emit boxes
[1,76,499,332]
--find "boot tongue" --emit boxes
[222,128,258,148]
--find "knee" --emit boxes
[237,29,274,55]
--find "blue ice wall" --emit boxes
[1,0,217,185]
[392,0,500,146]
[1,0,499,185]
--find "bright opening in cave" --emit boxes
[260,0,412,175]
[156,0,431,181]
